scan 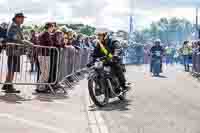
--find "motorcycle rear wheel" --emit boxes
[118,91,127,101]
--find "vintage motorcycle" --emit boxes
[87,56,127,107]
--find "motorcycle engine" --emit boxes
[112,77,120,88]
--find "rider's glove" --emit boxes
[112,56,120,63]
[87,63,92,68]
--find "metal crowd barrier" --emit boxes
[0,42,91,94]
[58,47,91,88]
[192,51,200,75]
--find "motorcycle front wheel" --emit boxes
[88,79,109,107]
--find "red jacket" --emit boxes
[39,31,54,47]
[51,31,64,48]
[38,31,53,56]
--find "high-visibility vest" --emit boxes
[165,48,172,55]
[181,47,191,55]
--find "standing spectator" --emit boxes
[30,30,37,44]
[35,23,54,93]
[29,30,38,72]
[165,46,173,65]
[143,47,150,64]
[72,34,82,49]
[90,36,97,50]
[48,24,64,89]
[179,41,192,72]
[2,13,26,93]
[64,32,76,80]
[68,31,74,45]
[0,25,7,40]
[85,37,91,49]
[192,41,198,72]
[63,33,69,46]
[197,41,200,73]
[174,50,179,64]
[80,37,85,48]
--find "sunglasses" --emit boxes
[97,34,104,37]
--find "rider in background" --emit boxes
[150,39,164,73]
[92,32,129,91]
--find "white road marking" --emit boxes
[0,113,68,133]
[94,110,109,133]
[85,94,101,133]
[84,81,109,133]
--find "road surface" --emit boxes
[0,65,200,133]
[93,65,200,133]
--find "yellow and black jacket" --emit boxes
[92,39,121,61]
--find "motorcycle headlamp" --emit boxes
[94,61,103,69]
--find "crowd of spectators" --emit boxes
[190,40,200,73]
[0,13,97,93]
[30,22,97,93]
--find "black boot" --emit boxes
[121,84,131,92]
[35,85,51,94]
[2,84,10,90]
[2,85,20,93]
[35,88,50,94]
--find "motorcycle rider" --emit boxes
[150,39,164,73]
[92,32,129,92]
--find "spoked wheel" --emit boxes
[88,79,109,107]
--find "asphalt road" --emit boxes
[0,65,200,133]
[90,65,200,133]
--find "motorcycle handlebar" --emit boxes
[87,56,108,68]
[87,55,121,68]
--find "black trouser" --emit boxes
[111,63,126,87]
[183,55,189,71]
[36,58,40,81]
[48,49,58,84]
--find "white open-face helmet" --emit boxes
[154,39,161,43]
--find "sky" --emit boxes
[0,0,200,31]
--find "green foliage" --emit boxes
[65,24,85,31]
[80,25,96,36]
[135,17,194,45]
[22,23,95,34]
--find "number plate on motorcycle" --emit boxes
[95,61,103,68]
[104,66,111,72]
[155,51,161,56]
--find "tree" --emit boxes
[150,22,159,39]
[134,30,147,44]
[129,17,193,46]
[66,24,85,31]
[148,17,193,45]
[80,25,96,36]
